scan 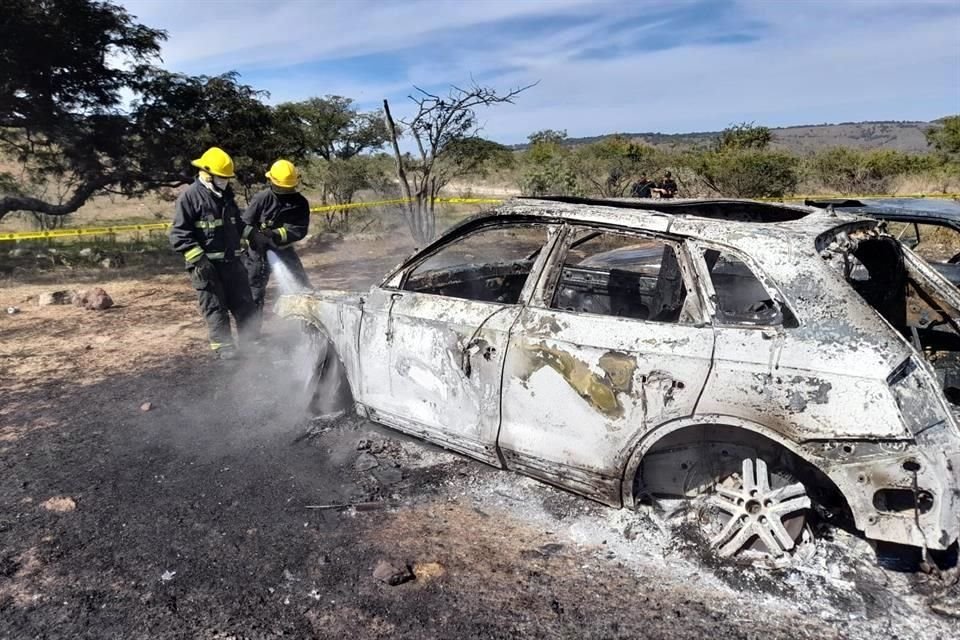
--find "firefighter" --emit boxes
[242,159,311,323]
[169,147,257,360]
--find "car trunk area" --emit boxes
[824,231,960,406]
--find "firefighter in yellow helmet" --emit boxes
[241,159,312,323]
[169,147,257,359]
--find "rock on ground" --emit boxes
[37,290,74,306]
[73,287,114,310]
[373,560,414,586]
[40,496,76,512]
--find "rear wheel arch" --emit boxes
[620,416,849,517]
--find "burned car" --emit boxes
[279,197,960,560]
[806,197,960,287]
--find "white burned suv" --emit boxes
[279,197,960,560]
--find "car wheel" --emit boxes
[697,457,811,558]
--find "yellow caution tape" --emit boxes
[0,222,170,242]
[0,198,503,242]
[3,193,955,242]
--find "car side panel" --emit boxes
[497,307,714,505]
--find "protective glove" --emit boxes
[249,230,274,252]
[194,254,217,280]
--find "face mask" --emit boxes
[212,177,230,191]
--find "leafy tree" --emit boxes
[130,69,305,200]
[527,129,569,149]
[384,81,533,243]
[570,135,663,197]
[0,0,307,219]
[926,115,960,157]
[0,0,163,220]
[687,149,799,198]
[683,123,797,198]
[278,96,390,209]
[301,156,388,230]
[519,130,578,197]
[278,96,389,162]
[715,123,773,151]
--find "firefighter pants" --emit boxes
[188,259,257,350]
[244,246,311,311]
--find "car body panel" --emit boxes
[498,305,715,505]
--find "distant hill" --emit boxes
[515,120,939,154]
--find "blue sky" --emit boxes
[121,0,960,144]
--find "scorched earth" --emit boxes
[0,229,957,639]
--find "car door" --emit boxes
[497,226,715,504]
[358,220,558,466]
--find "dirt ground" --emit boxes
[1,231,959,639]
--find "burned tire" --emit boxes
[636,426,827,562]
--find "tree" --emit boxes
[278,96,389,163]
[129,70,306,201]
[684,123,798,198]
[278,96,390,208]
[519,129,578,197]
[687,149,799,198]
[715,122,773,151]
[527,129,568,148]
[0,0,306,219]
[806,148,922,194]
[569,135,664,197]
[0,0,163,220]
[302,156,389,230]
[926,115,960,157]
[383,81,533,244]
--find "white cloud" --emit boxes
[119,0,960,143]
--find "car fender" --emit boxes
[618,413,828,508]
[275,290,365,398]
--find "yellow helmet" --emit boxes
[265,159,299,189]
[191,147,235,178]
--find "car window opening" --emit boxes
[550,231,691,323]
[402,224,549,304]
[885,221,960,264]
[829,234,960,405]
[702,249,797,328]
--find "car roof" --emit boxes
[475,197,869,245]
[805,197,960,228]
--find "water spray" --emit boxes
[265,250,308,296]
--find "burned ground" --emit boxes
[1,234,959,639]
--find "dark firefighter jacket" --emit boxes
[169,179,245,263]
[241,188,310,247]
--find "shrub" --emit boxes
[685,149,799,198]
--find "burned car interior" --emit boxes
[550,231,688,322]
[823,229,960,405]
[401,223,548,304]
